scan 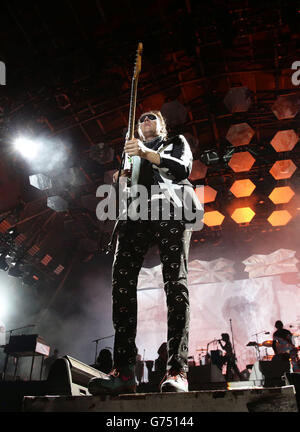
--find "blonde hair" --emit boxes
[137,110,168,141]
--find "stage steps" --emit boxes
[22,385,298,412]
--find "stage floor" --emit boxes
[22,385,298,412]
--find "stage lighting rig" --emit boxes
[200,149,219,165]
[47,196,69,212]
[223,147,235,163]
[0,253,9,271]
[29,173,53,191]
[8,261,24,278]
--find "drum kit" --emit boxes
[196,348,208,365]
[196,347,224,367]
[194,326,300,366]
[194,339,275,367]
[246,339,274,361]
[247,335,300,361]
[196,348,211,366]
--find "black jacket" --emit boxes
[130,134,203,229]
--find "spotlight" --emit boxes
[7,228,18,240]
[14,137,40,160]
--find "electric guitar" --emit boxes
[105,43,143,253]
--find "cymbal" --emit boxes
[261,340,273,347]
[246,341,258,347]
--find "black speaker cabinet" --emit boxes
[249,360,290,387]
[188,365,226,390]
[284,372,300,410]
[47,355,108,396]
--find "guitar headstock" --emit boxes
[133,42,143,79]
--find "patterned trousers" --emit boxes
[112,215,192,373]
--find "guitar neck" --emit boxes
[127,77,138,141]
[123,42,142,172]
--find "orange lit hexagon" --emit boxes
[267,210,292,226]
[228,152,255,172]
[203,211,225,227]
[195,185,217,203]
[269,186,295,204]
[223,87,251,113]
[231,207,255,224]
[271,94,300,120]
[226,123,255,147]
[189,160,208,181]
[230,179,256,197]
[271,130,299,152]
[269,160,297,180]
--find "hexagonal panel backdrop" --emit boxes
[268,186,295,204]
[226,123,255,147]
[203,211,225,227]
[270,130,299,152]
[195,185,217,204]
[271,94,300,120]
[230,179,256,198]
[269,160,297,180]
[231,207,255,224]
[189,160,208,181]
[228,151,255,172]
[267,210,292,226]
[223,86,252,113]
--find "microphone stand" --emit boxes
[229,318,236,361]
[92,335,114,364]
[206,339,220,355]
[142,348,145,383]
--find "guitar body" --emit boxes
[274,336,297,354]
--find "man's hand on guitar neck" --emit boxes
[124,138,161,166]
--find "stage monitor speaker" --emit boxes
[188,365,225,390]
[284,372,300,411]
[47,355,108,396]
[249,360,289,387]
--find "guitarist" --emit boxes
[89,110,201,395]
[272,320,300,372]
